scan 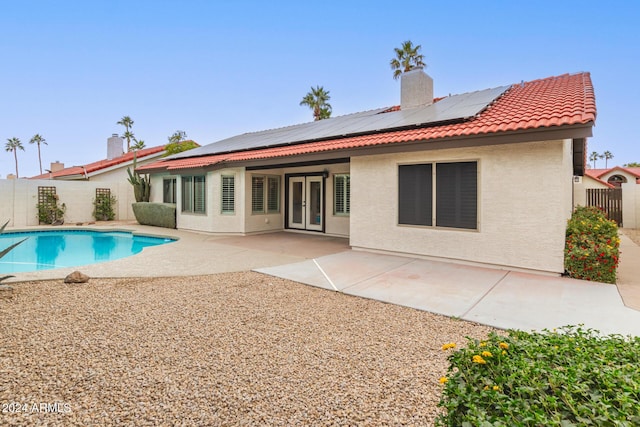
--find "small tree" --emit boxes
[93,193,117,221]
[163,140,199,157]
[168,130,187,145]
[390,40,426,80]
[624,162,640,167]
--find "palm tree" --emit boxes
[130,138,146,151]
[117,116,134,150]
[122,130,136,150]
[390,40,426,80]
[603,151,614,168]
[5,137,25,178]
[589,151,602,169]
[300,86,332,121]
[29,134,47,175]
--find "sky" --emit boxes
[1,0,638,178]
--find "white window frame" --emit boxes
[221,175,235,214]
[182,175,206,214]
[333,174,350,216]
[251,175,280,214]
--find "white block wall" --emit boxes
[0,179,136,227]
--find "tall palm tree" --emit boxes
[5,137,25,178]
[589,151,602,169]
[29,134,47,175]
[117,116,134,150]
[300,86,332,121]
[390,40,426,80]
[603,151,614,168]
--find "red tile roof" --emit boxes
[585,166,640,184]
[31,145,166,179]
[138,72,596,173]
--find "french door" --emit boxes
[288,176,323,231]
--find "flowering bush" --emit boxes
[437,326,640,426]
[564,206,620,284]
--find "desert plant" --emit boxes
[93,194,117,221]
[437,326,640,426]
[36,194,66,225]
[565,205,620,284]
[127,154,151,202]
[0,220,27,283]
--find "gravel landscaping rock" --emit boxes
[0,272,496,426]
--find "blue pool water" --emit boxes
[0,230,175,274]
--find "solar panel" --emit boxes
[169,85,510,159]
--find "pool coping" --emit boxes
[2,224,349,283]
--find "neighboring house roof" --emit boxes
[138,72,596,173]
[582,174,615,188]
[585,166,640,184]
[31,145,167,180]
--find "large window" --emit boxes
[221,175,235,214]
[398,162,477,230]
[182,175,206,214]
[334,174,350,215]
[252,175,280,214]
[163,178,177,204]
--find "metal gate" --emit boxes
[586,188,623,226]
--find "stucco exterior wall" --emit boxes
[0,179,135,227]
[573,175,610,207]
[349,139,573,273]
[622,182,640,229]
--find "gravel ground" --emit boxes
[1,272,495,426]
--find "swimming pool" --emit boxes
[0,229,176,274]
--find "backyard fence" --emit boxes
[586,188,623,226]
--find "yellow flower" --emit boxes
[441,343,456,351]
[479,342,487,347]
[501,350,507,355]
[483,385,489,390]
[481,351,493,358]
[472,355,487,364]
[439,376,448,384]
[492,385,500,391]
[499,342,509,350]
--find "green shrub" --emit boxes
[564,206,620,284]
[36,194,66,225]
[93,193,117,221]
[437,326,640,426]
[131,202,176,228]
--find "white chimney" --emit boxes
[107,134,124,160]
[401,67,434,110]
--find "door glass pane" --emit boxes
[292,181,303,223]
[309,181,321,225]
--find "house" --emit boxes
[138,70,596,274]
[575,166,640,228]
[30,134,169,181]
[585,167,640,187]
